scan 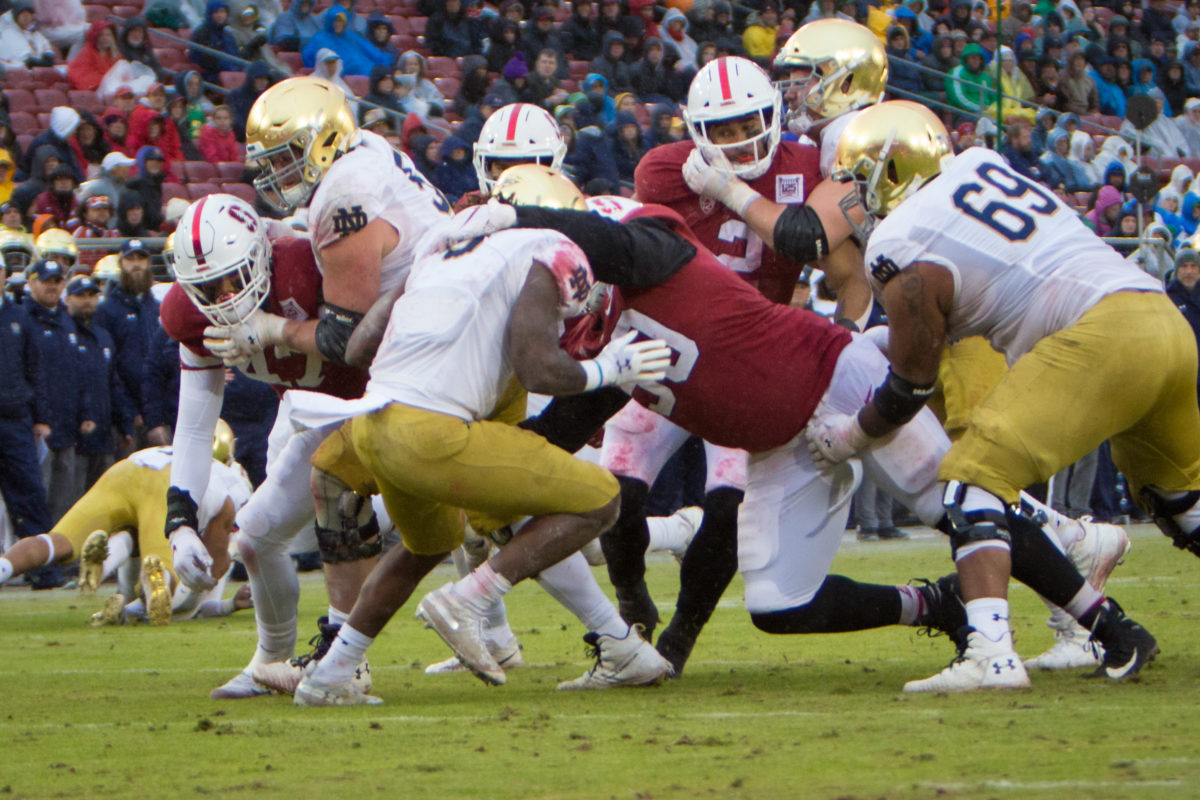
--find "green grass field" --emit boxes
[2,523,1199,800]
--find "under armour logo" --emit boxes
[331,205,369,238]
[992,658,1016,674]
[617,357,632,373]
[991,613,1009,622]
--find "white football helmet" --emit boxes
[683,56,782,181]
[172,194,273,327]
[585,195,643,223]
[474,103,567,195]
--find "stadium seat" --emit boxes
[215,162,245,181]
[32,68,65,87]
[220,71,244,89]
[112,5,139,17]
[344,74,369,96]
[221,183,256,203]
[390,33,418,51]
[154,47,186,69]
[85,4,107,22]
[184,161,217,181]
[6,69,34,89]
[4,89,35,110]
[34,88,68,109]
[36,112,51,130]
[1185,157,1200,173]
[561,78,577,93]
[162,183,190,203]
[408,16,427,35]
[568,60,589,80]
[387,15,409,33]
[9,111,37,135]
[68,90,104,115]
[16,133,33,152]
[278,51,303,71]
[433,76,460,97]
[426,56,457,77]
[187,182,221,200]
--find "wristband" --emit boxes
[581,359,605,391]
[723,181,763,217]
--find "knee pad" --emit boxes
[1141,487,1200,557]
[942,481,1011,560]
[312,468,381,565]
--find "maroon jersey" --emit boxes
[160,236,368,399]
[634,139,821,305]
[613,205,851,453]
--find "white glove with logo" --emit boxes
[582,330,673,390]
[169,526,217,591]
[417,200,518,259]
[805,413,872,472]
[203,309,288,367]
[682,148,762,216]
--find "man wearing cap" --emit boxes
[33,168,80,228]
[95,240,158,456]
[26,259,96,526]
[66,274,132,493]
[81,153,138,221]
[70,196,120,269]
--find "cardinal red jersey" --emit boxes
[160,236,368,399]
[634,139,821,305]
[611,205,850,453]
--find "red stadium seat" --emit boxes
[408,16,427,35]
[154,47,186,69]
[32,68,65,88]
[183,161,217,181]
[187,182,221,200]
[278,51,303,71]
[4,89,35,110]
[433,76,460,97]
[112,5,139,18]
[68,90,104,115]
[221,183,256,203]
[215,161,245,181]
[36,112,51,130]
[85,4,107,22]
[6,69,34,89]
[344,74,369,96]
[390,33,418,51]
[426,56,457,77]
[161,183,190,203]
[568,60,589,80]
[8,112,37,136]
[34,88,68,109]
[386,15,409,33]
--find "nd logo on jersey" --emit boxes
[870,254,901,285]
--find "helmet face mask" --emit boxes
[35,229,77,269]
[684,57,782,181]
[0,231,36,272]
[173,195,273,327]
[249,129,319,214]
[473,103,567,194]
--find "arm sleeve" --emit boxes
[517,387,630,453]
[513,207,695,286]
[169,346,226,508]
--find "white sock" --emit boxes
[483,606,515,646]
[965,597,1011,643]
[896,584,922,625]
[1161,490,1200,533]
[250,617,299,667]
[328,606,349,626]
[453,563,512,616]
[101,532,133,580]
[244,538,301,665]
[0,557,12,585]
[313,624,374,684]
[124,598,146,618]
[535,551,627,637]
[1063,581,1104,622]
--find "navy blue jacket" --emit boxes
[26,301,90,450]
[73,317,131,455]
[0,298,48,422]
[95,284,160,421]
[141,323,180,431]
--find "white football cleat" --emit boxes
[903,630,1030,693]
[79,530,108,597]
[254,657,371,695]
[416,583,505,685]
[1024,612,1103,670]
[294,674,383,706]
[1065,517,1130,591]
[425,638,524,675]
[557,626,674,690]
[666,506,704,562]
[210,669,274,700]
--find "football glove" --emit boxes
[582,330,672,390]
[203,309,288,367]
[805,413,872,472]
[169,527,217,591]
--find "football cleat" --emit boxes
[425,638,524,675]
[89,593,127,627]
[416,584,506,686]
[903,629,1030,693]
[252,616,372,695]
[78,530,108,597]
[210,669,274,700]
[1065,517,1131,592]
[140,555,171,627]
[1024,611,1102,670]
[294,674,383,706]
[1086,600,1159,680]
[557,625,674,690]
[912,574,969,648]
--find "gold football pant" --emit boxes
[939,291,1200,503]
[930,336,1009,442]
[52,459,174,575]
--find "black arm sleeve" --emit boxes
[513,207,696,287]
[518,387,631,453]
[314,302,366,366]
[773,204,831,265]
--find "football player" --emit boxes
[473,102,567,196]
[426,168,1156,692]
[809,101,1175,691]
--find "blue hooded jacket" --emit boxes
[190,0,242,82]
[1130,58,1172,116]
[302,4,392,76]
[432,136,477,203]
[269,0,320,50]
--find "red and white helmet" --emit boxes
[683,56,782,181]
[586,195,643,223]
[473,103,567,194]
[173,194,273,326]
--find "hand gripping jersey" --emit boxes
[160,236,368,399]
[308,129,453,293]
[610,204,852,453]
[863,148,1162,363]
[634,139,821,304]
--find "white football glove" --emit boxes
[582,330,673,390]
[805,413,872,472]
[169,527,217,591]
[203,309,288,367]
[682,148,762,216]
[418,199,518,258]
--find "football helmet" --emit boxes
[35,228,78,269]
[493,164,587,210]
[213,418,236,466]
[245,76,359,215]
[585,195,643,222]
[162,231,176,275]
[773,19,888,133]
[683,56,782,181]
[473,103,567,195]
[173,194,273,327]
[0,230,37,272]
[832,101,951,221]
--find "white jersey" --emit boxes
[130,447,253,528]
[863,147,1161,362]
[366,229,575,421]
[308,129,453,293]
[818,110,860,178]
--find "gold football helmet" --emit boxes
[35,228,78,269]
[245,76,359,215]
[212,419,236,466]
[93,253,121,285]
[832,101,951,222]
[0,230,37,272]
[493,164,587,210]
[773,19,888,132]
[162,231,176,274]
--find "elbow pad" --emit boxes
[871,369,936,427]
[773,204,830,264]
[314,303,365,366]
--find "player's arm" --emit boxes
[818,240,873,329]
[518,389,631,453]
[345,284,405,369]
[167,347,226,538]
[507,266,671,395]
